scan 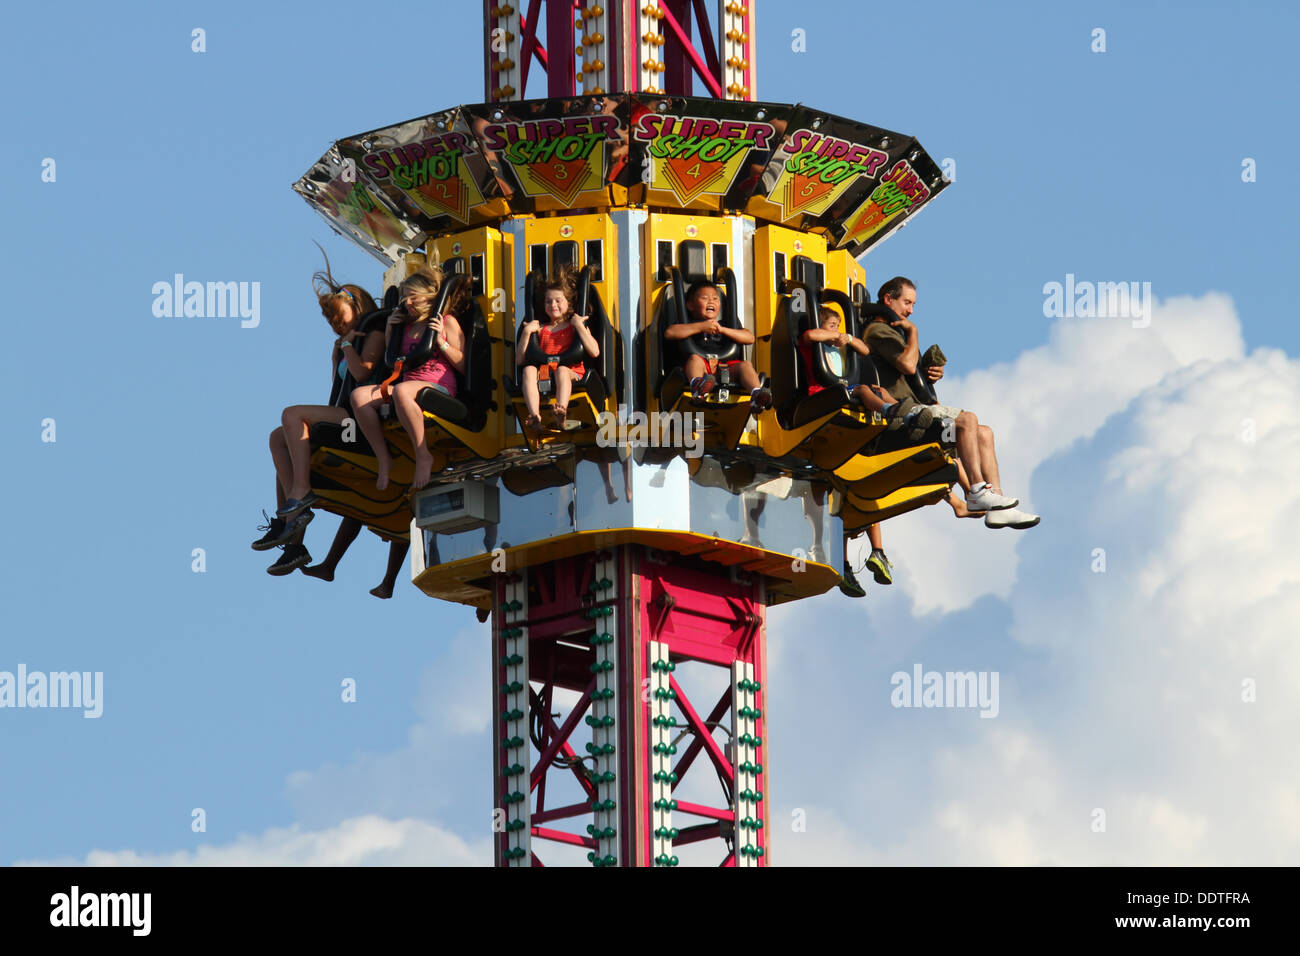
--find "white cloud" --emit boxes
[870,292,1247,615]
[19,815,490,866]
[773,292,1300,865]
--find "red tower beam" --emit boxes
[544,0,577,97]
[659,0,723,98]
[486,0,758,101]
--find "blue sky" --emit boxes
[2,0,1297,866]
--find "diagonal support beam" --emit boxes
[689,0,721,77]
[529,683,597,798]
[656,0,723,97]
[672,686,731,784]
[669,675,733,791]
[519,0,547,95]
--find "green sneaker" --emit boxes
[866,549,893,585]
[838,561,867,599]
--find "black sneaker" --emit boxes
[256,508,313,550]
[251,512,286,551]
[837,561,867,599]
[267,543,311,576]
[885,397,917,431]
[276,491,320,519]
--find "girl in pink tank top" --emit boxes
[400,321,458,394]
[350,266,469,491]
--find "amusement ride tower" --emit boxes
[291,0,952,866]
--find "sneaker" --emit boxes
[259,508,314,550]
[985,507,1040,530]
[885,397,917,431]
[866,549,893,585]
[907,404,939,442]
[749,387,773,411]
[276,491,320,519]
[267,543,311,575]
[251,512,286,551]
[837,561,867,599]
[966,485,1019,512]
[691,375,716,401]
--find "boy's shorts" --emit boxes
[702,357,744,375]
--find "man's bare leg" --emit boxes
[954,410,983,486]
[977,424,1002,493]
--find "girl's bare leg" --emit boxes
[554,367,574,428]
[947,461,982,517]
[269,427,292,510]
[281,404,350,501]
[371,539,411,599]
[303,516,364,581]
[521,365,542,428]
[393,381,434,489]
[350,385,394,491]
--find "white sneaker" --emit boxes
[985,507,1040,530]
[966,486,1019,511]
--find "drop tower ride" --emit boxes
[291,0,952,866]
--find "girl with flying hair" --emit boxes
[349,262,470,490]
[517,267,599,432]
[252,246,386,576]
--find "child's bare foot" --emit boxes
[375,459,392,492]
[301,563,335,581]
[524,414,542,434]
[950,495,985,519]
[369,582,394,599]
[553,405,567,430]
[413,447,435,489]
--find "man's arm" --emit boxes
[865,322,912,373]
[888,319,921,374]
